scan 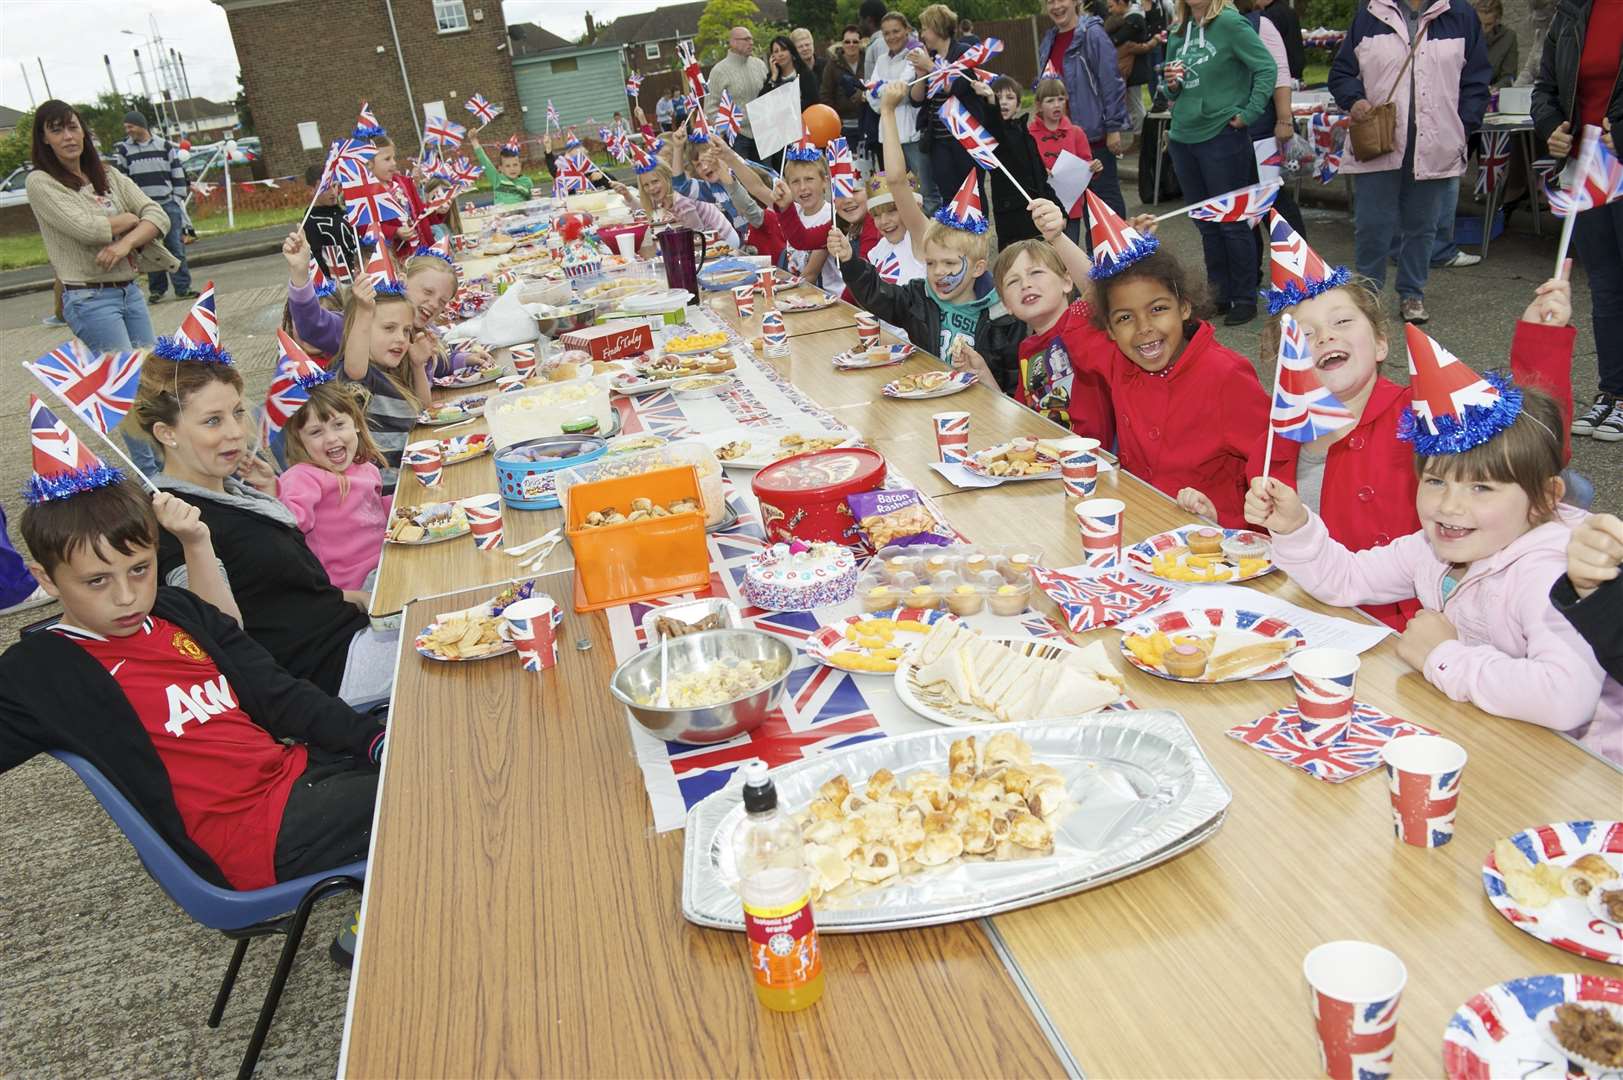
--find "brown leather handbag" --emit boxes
[1348,27,1425,162]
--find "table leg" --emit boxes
[1481,161,1500,261]
[1523,129,1542,237]
[1152,120,1165,207]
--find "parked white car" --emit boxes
[0,165,30,209]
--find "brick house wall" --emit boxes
[215,0,522,179]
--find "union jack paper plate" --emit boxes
[1226,703,1436,783]
[1126,526,1276,584]
[832,343,915,369]
[416,393,488,425]
[963,441,1063,482]
[439,433,492,464]
[776,290,838,312]
[882,371,977,400]
[804,607,958,673]
[1442,973,1623,1078]
[1117,607,1306,683]
[413,581,557,662]
[431,364,507,389]
[1483,821,1623,966]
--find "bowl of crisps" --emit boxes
[610,629,792,743]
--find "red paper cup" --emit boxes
[1302,941,1406,1080]
[933,411,970,464]
[1060,438,1102,498]
[1288,648,1361,745]
[462,493,505,551]
[509,343,537,378]
[1380,735,1467,848]
[855,311,880,348]
[501,596,558,672]
[733,284,755,319]
[1074,498,1125,568]
[403,440,443,488]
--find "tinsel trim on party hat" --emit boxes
[151,335,234,364]
[373,280,406,297]
[23,462,125,506]
[1087,234,1158,279]
[632,139,662,174]
[1263,265,1351,316]
[1397,369,1524,456]
[413,243,456,270]
[932,203,989,233]
[783,128,821,162]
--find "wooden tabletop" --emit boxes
[351,289,1620,1078]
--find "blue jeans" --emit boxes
[1430,176,1460,265]
[1168,125,1258,308]
[1352,163,1452,301]
[1574,199,1623,396]
[147,200,192,297]
[0,506,38,607]
[61,281,159,475]
[1088,142,1127,218]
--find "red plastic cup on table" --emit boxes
[1074,498,1126,568]
[509,343,537,379]
[1060,438,1102,499]
[462,493,505,551]
[1302,940,1406,1080]
[733,283,756,319]
[1380,735,1467,848]
[855,311,880,349]
[403,440,443,489]
[932,411,970,463]
[1287,647,1361,745]
[501,595,559,672]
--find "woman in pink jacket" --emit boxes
[1247,367,1620,764]
[1329,0,1491,326]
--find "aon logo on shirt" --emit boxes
[165,675,237,737]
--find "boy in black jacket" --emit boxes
[970,76,1060,246]
[2,474,383,895]
[1551,512,1623,683]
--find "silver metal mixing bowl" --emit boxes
[609,629,793,744]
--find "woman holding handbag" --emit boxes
[1329,0,1491,325]
[28,99,176,474]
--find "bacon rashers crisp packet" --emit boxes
[846,488,952,550]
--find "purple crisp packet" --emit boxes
[846,488,952,551]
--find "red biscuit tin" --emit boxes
[752,447,886,548]
[560,319,654,362]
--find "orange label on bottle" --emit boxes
[742,893,822,991]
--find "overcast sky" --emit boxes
[0,0,668,112]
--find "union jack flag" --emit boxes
[545,99,560,130]
[715,89,742,142]
[353,102,384,138]
[24,341,145,436]
[449,155,482,185]
[176,282,219,348]
[676,39,707,101]
[956,37,1004,71]
[423,115,466,149]
[939,97,1001,171]
[1270,313,1355,442]
[502,133,524,155]
[1028,567,1173,632]
[1186,180,1280,223]
[874,249,903,283]
[1473,130,1512,196]
[1404,324,1502,437]
[322,244,353,284]
[555,148,594,194]
[625,72,643,97]
[262,329,332,440]
[1550,124,1623,217]
[465,93,501,126]
[361,231,397,289]
[865,77,887,100]
[925,55,960,95]
[334,157,405,229]
[826,136,858,197]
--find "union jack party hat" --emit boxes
[24,395,124,505]
[1086,191,1157,280]
[784,127,822,163]
[353,102,386,139]
[1397,324,1523,456]
[262,330,335,440]
[1264,209,1349,315]
[363,230,405,297]
[308,255,335,298]
[1040,59,1062,80]
[414,235,456,269]
[630,138,662,175]
[154,282,232,364]
[933,171,987,234]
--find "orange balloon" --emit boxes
[801,104,841,148]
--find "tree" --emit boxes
[695,0,763,63]
[788,0,838,41]
[233,75,254,136]
[0,113,32,177]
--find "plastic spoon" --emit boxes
[655,635,671,708]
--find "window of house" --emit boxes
[551,57,578,74]
[434,0,470,32]
[644,41,661,60]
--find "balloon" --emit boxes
[801,104,841,148]
[555,211,593,243]
[176,148,191,163]
[179,139,191,150]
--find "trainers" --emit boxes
[1593,397,1623,442]
[0,586,53,616]
[1223,304,1257,326]
[330,909,359,969]
[40,314,65,327]
[149,291,166,305]
[1437,251,1482,268]
[1400,297,1428,324]
[1572,393,1617,436]
[173,289,199,301]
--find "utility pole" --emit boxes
[133,48,154,110]
[37,58,52,98]
[18,63,35,108]
[105,54,121,100]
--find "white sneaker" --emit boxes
[1439,251,1482,268]
[1593,398,1623,442]
[0,586,54,616]
[1572,393,1616,436]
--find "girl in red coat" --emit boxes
[1177,214,1577,629]
[1028,78,1099,235]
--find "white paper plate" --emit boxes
[691,425,858,471]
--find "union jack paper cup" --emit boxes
[1380,735,1467,849]
[762,309,788,355]
[1074,498,1126,568]
[932,411,970,463]
[509,343,537,378]
[755,271,775,304]
[461,493,505,551]
[496,375,528,394]
[1302,940,1406,1080]
[1288,648,1361,744]
[501,595,559,672]
[732,284,755,319]
[403,440,443,489]
[1060,438,1102,499]
[855,311,880,348]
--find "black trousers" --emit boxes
[273,749,379,882]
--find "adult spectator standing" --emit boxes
[1105,0,1156,138]
[792,28,830,94]
[28,100,171,476]
[825,25,869,149]
[1235,0,1310,239]
[1038,0,1132,216]
[765,34,822,112]
[859,0,888,76]
[1477,0,1520,87]
[113,111,195,307]
[869,12,929,206]
[706,26,771,164]
[656,91,676,132]
[1164,0,1275,324]
[909,3,989,214]
[1533,0,1623,441]
[1330,0,1490,325]
[1254,0,1305,81]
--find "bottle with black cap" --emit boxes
[733,761,825,1011]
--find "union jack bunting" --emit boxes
[1473,130,1511,196]
[1270,313,1355,442]
[423,115,466,149]
[1186,180,1281,224]
[826,136,858,198]
[24,341,145,436]
[874,249,903,283]
[1028,567,1173,632]
[464,93,501,126]
[25,396,122,505]
[352,102,384,138]
[625,72,643,97]
[262,329,334,440]
[939,97,1001,171]
[715,89,742,142]
[334,157,405,230]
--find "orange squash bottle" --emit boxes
[734,763,825,1012]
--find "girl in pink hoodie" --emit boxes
[1248,373,1620,764]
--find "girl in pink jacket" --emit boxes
[1247,339,1620,763]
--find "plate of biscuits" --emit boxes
[1483,821,1623,965]
[1118,608,1305,682]
[1127,526,1275,584]
[964,437,1064,481]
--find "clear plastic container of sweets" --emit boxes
[733,762,826,1012]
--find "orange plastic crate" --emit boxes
[565,464,710,612]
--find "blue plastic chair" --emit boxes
[49,751,366,1080]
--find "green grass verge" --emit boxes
[0,232,47,272]
[0,202,306,272]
